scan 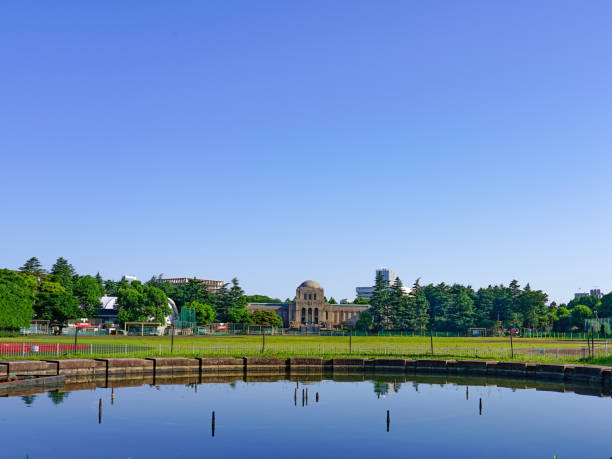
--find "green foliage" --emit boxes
[571,305,592,328]
[568,295,601,310]
[409,279,430,333]
[369,273,392,330]
[185,301,216,325]
[19,257,46,277]
[34,281,80,329]
[250,310,283,327]
[355,310,373,331]
[328,297,338,304]
[0,269,34,328]
[50,257,76,294]
[227,307,253,324]
[73,275,104,317]
[216,278,248,322]
[352,297,370,304]
[116,281,170,325]
[245,295,283,303]
[598,293,612,317]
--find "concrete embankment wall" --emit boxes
[1,358,611,388]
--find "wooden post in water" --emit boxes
[386,410,390,432]
[294,388,297,406]
[98,398,102,424]
[466,386,468,400]
[305,388,308,405]
[302,389,305,406]
[479,398,482,416]
[212,411,215,437]
[111,388,114,405]
[316,392,319,403]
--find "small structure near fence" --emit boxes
[20,320,50,335]
[175,308,197,334]
[124,322,164,336]
[468,328,487,337]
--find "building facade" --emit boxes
[161,277,225,293]
[247,280,369,329]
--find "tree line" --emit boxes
[355,274,605,333]
[0,257,282,332]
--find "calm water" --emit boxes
[1,374,610,458]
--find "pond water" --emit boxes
[1,374,610,458]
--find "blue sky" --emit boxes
[1,1,611,303]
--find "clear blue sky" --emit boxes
[2,1,611,303]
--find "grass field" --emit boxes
[2,334,611,366]
[0,334,600,348]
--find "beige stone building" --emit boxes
[247,280,369,329]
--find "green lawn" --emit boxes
[2,334,606,365]
[0,333,601,350]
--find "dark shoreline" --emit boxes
[1,357,611,397]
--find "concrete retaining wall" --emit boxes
[198,357,244,374]
[1,358,611,388]
[146,358,199,375]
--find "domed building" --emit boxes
[247,280,369,330]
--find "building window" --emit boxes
[326,311,328,320]
[314,308,319,324]
[301,308,306,324]
[308,308,312,324]
[314,294,317,300]
[304,294,307,300]
[308,294,312,300]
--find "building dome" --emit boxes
[299,280,322,289]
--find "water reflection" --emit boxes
[2,373,612,458]
[47,390,69,405]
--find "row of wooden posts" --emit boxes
[94,382,485,430]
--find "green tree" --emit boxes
[116,281,170,326]
[355,310,373,331]
[50,257,76,294]
[409,279,430,333]
[19,257,46,277]
[221,278,248,323]
[73,275,104,318]
[227,307,253,324]
[34,281,80,332]
[250,310,283,326]
[597,293,612,318]
[369,273,392,330]
[184,301,216,325]
[0,269,34,328]
[571,305,592,329]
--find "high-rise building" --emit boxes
[355,267,409,299]
[590,289,603,299]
